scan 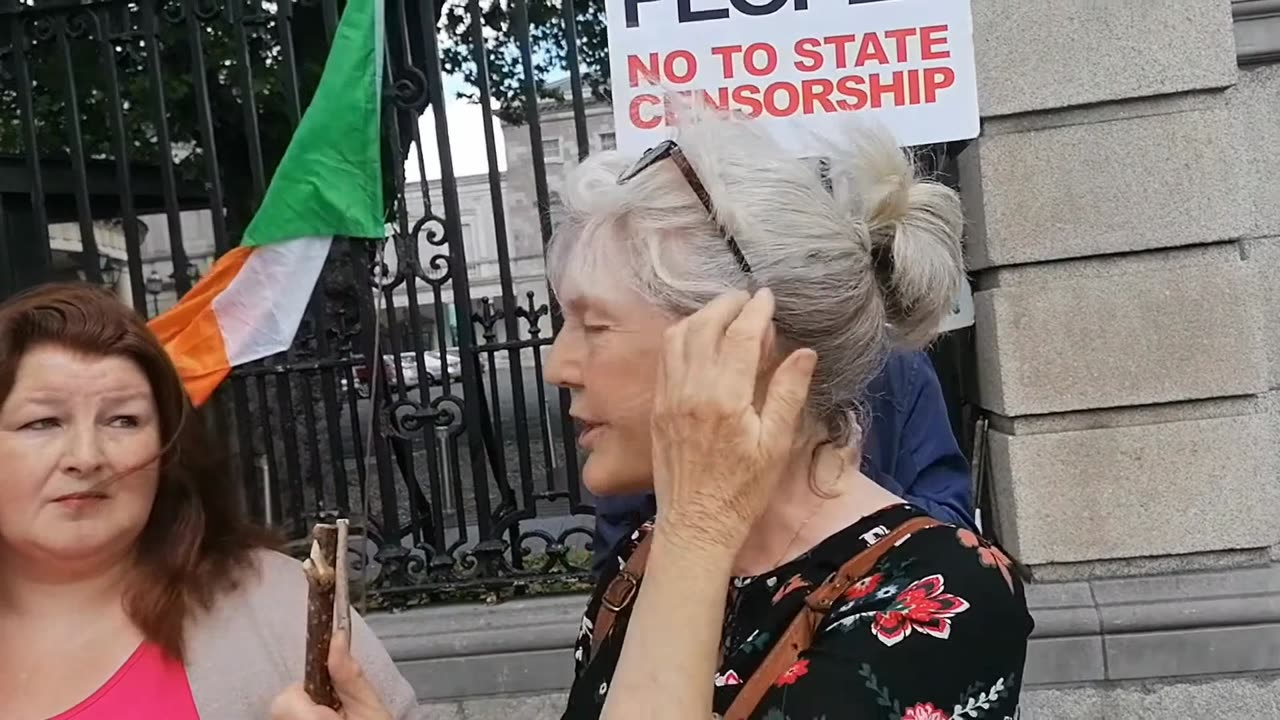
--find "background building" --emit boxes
[501,77,617,254]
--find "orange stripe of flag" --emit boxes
[148,246,253,406]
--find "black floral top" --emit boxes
[563,504,1034,720]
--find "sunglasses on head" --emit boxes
[616,140,753,276]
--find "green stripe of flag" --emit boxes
[243,0,385,247]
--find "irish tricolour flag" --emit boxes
[150,0,384,406]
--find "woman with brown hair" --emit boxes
[0,283,421,719]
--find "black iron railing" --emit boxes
[0,0,600,608]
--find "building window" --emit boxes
[599,131,617,151]
[460,220,489,262]
[542,137,563,163]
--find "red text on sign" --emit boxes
[626,67,956,129]
[710,43,780,78]
[790,26,950,72]
[624,23,958,130]
[627,50,700,86]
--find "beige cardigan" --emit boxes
[183,549,426,719]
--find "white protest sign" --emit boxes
[604,0,979,156]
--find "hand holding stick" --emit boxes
[303,521,351,710]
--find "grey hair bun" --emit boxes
[826,124,965,349]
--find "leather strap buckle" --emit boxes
[601,569,641,612]
[804,571,841,613]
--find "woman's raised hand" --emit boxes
[650,288,818,553]
[270,631,393,720]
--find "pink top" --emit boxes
[51,642,200,720]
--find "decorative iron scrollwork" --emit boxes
[63,8,97,39]
[159,0,186,24]
[406,214,452,286]
[28,16,56,43]
[391,67,429,111]
[112,30,149,64]
[516,526,595,574]
[192,0,223,22]
[429,394,465,434]
[475,297,503,344]
[516,290,550,338]
[387,393,464,438]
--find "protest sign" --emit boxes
[604,0,979,156]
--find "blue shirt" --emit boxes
[590,350,975,574]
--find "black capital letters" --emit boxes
[625,0,664,28]
[729,0,787,16]
[678,0,730,24]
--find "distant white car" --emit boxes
[352,349,465,397]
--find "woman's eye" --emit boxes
[583,324,610,335]
[109,415,141,429]
[20,418,59,431]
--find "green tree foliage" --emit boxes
[437,0,611,125]
[0,0,432,240]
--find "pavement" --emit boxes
[421,693,567,720]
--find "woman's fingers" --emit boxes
[650,290,815,548]
[266,633,391,720]
[759,348,818,454]
[680,290,751,365]
[656,323,683,403]
[326,631,394,720]
[718,289,775,392]
[270,685,341,720]
[667,289,774,405]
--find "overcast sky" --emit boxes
[404,69,512,182]
[406,100,508,182]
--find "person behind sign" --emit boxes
[273,109,1032,720]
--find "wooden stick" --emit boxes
[334,519,351,637]
[303,523,340,710]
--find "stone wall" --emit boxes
[966,0,1277,574]
[960,0,1280,713]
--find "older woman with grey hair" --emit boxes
[275,111,1032,720]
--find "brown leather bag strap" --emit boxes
[723,516,940,720]
[590,530,654,660]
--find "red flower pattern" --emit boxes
[957,529,1016,592]
[901,702,949,720]
[774,658,810,687]
[843,572,883,603]
[871,574,970,647]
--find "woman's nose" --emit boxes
[61,422,107,476]
[544,331,583,390]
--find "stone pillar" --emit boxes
[961,1,1280,715]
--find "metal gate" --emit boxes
[0,0,598,608]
